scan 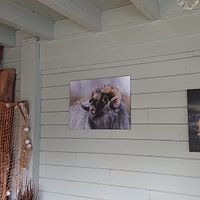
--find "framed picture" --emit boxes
[69,76,131,129]
[187,89,200,152]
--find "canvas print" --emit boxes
[69,76,131,129]
[187,89,200,152]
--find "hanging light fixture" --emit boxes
[177,0,199,10]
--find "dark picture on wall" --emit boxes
[69,76,131,129]
[187,89,200,152]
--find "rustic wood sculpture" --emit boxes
[0,69,16,102]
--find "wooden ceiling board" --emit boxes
[87,0,131,10]
[10,0,66,21]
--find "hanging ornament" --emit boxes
[177,0,199,10]
[6,191,11,196]
[23,127,30,133]
[25,139,31,145]
[26,143,32,149]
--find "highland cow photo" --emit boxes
[69,76,131,129]
[187,89,200,152]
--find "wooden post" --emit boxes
[20,38,40,187]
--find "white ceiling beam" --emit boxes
[0,25,15,47]
[37,0,102,32]
[130,0,160,21]
[0,0,54,40]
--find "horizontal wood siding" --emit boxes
[39,12,200,200]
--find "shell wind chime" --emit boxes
[18,101,32,170]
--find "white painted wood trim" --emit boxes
[0,0,54,40]
[20,38,41,186]
[37,0,102,32]
[130,0,160,20]
[0,25,15,47]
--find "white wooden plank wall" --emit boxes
[39,11,200,200]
